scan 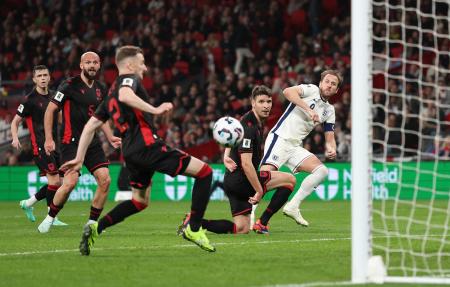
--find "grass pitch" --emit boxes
[0,200,445,287]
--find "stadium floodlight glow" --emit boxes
[352,0,450,284]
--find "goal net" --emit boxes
[352,0,450,284]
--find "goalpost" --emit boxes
[352,0,450,284]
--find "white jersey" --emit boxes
[270,84,335,143]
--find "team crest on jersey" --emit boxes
[17,104,24,113]
[122,78,134,87]
[242,138,251,148]
[54,92,64,102]
[272,155,279,161]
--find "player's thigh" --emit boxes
[126,160,155,191]
[261,133,291,169]
[285,146,316,173]
[84,143,109,174]
[295,154,323,173]
[33,151,59,177]
[266,171,296,190]
[131,186,150,204]
[224,178,253,216]
[46,173,61,186]
[183,156,206,177]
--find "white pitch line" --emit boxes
[0,236,352,257]
[260,281,356,287]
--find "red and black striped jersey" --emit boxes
[94,74,159,157]
[16,89,58,156]
[51,75,107,145]
[227,111,264,173]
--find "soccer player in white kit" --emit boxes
[255,70,342,227]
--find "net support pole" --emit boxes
[351,0,372,283]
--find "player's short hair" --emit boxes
[32,65,49,77]
[115,46,143,64]
[251,85,272,99]
[320,70,343,88]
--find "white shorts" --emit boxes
[260,132,313,173]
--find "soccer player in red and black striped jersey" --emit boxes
[179,86,296,235]
[61,46,216,254]
[11,65,67,226]
[37,52,121,233]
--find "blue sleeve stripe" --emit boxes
[324,123,335,132]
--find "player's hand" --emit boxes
[155,103,173,115]
[248,191,263,205]
[11,138,21,150]
[224,155,237,172]
[308,109,320,123]
[325,149,336,160]
[44,139,55,155]
[59,159,83,174]
[108,136,122,149]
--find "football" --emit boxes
[212,116,244,147]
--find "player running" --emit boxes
[178,85,296,235]
[11,65,67,226]
[61,45,216,254]
[258,70,342,227]
[37,52,121,233]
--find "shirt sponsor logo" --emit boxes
[54,91,64,102]
[122,78,134,87]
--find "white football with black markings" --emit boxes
[212,116,244,147]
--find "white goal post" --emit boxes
[352,0,450,284]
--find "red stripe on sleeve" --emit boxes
[25,117,39,155]
[62,101,72,144]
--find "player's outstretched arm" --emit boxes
[118,87,172,115]
[223,147,237,172]
[44,102,59,155]
[100,121,122,148]
[240,152,264,204]
[324,131,337,160]
[10,115,23,150]
[60,117,104,173]
[283,86,319,123]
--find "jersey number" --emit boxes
[108,98,129,133]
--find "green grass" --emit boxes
[0,200,448,287]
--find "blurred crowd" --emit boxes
[372,0,450,159]
[0,0,448,166]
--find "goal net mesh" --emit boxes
[370,0,450,278]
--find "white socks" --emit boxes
[286,165,328,209]
[25,196,38,207]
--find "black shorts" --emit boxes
[61,142,109,174]
[125,141,191,189]
[33,149,61,176]
[223,170,271,217]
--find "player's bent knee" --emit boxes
[62,178,78,191]
[315,165,328,181]
[287,174,296,187]
[97,174,111,190]
[235,224,250,234]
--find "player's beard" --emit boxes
[83,69,98,80]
